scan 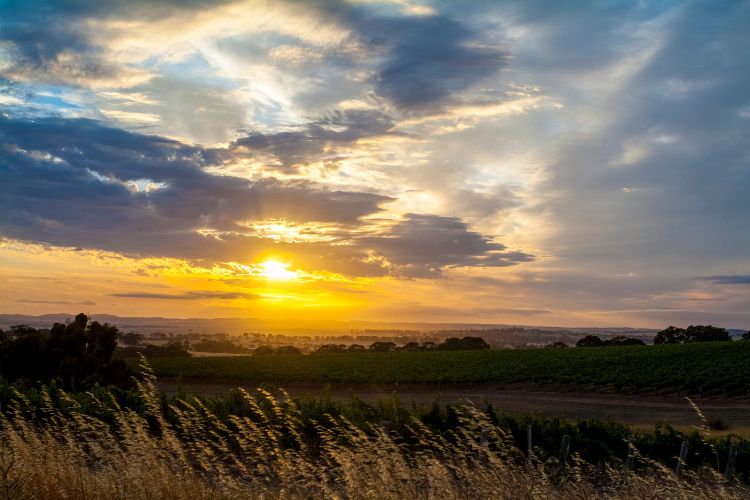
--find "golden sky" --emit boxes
[1,1,749,328]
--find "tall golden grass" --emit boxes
[0,363,746,499]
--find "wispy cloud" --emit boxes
[695,275,750,286]
[110,291,260,301]
[16,299,96,305]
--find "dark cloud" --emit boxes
[110,291,260,300]
[695,276,750,286]
[357,214,534,278]
[0,116,532,277]
[343,9,510,109]
[372,18,508,109]
[230,109,398,173]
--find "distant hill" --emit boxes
[0,312,659,339]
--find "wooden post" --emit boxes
[625,442,635,471]
[559,434,571,464]
[725,443,737,480]
[380,420,390,433]
[479,427,489,447]
[675,440,689,477]
[527,424,533,463]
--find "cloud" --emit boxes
[695,275,750,286]
[0,1,146,88]
[0,116,532,277]
[110,291,260,301]
[16,299,96,305]
[355,214,534,278]
[0,0,237,88]
[474,307,551,317]
[521,1,750,310]
[333,8,510,109]
[230,109,398,173]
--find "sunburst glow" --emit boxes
[258,259,299,281]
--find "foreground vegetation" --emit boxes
[1,363,748,499]
[139,341,750,394]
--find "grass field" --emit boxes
[137,341,750,393]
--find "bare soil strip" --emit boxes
[158,380,750,430]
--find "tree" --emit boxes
[606,336,645,346]
[369,341,398,352]
[743,331,750,340]
[0,313,133,390]
[654,326,686,345]
[253,345,276,355]
[314,344,348,354]
[438,337,490,351]
[576,335,605,347]
[275,345,302,355]
[654,325,729,344]
[684,325,730,343]
[403,342,421,351]
[120,332,144,346]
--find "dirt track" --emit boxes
[158,380,750,430]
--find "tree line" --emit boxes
[248,336,492,355]
[310,336,491,354]
[570,324,743,348]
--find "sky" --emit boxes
[1,0,749,328]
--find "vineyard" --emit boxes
[138,341,750,394]
[1,367,749,498]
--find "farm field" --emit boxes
[139,341,750,394]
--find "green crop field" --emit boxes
[134,341,750,393]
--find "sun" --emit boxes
[258,259,299,281]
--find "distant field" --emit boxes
[136,341,750,394]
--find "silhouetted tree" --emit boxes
[654,326,686,344]
[120,332,144,346]
[606,336,646,346]
[438,337,490,351]
[369,341,398,352]
[654,325,729,344]
[742,331,750,340]
[314,344,348,354]
[253,345,276,355]
[275,345,302,355]
[348,344,365,352]
[576,335,605,347]
[0,313,133,390]
[684,325,730,342]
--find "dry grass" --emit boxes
[0,364,746,499]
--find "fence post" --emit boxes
[559,434,571,465]
[725,443,737,480]
[625,442,635,471]
[380,420,390,433]
[675,440,689,477]
[479,427,489,447]
[527,424,533,464]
